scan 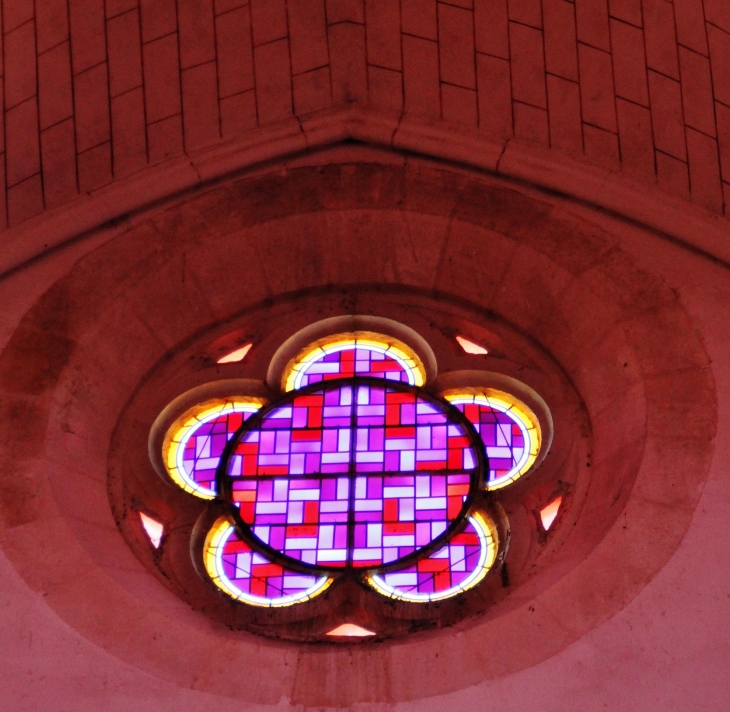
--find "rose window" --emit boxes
[157,332,543,611]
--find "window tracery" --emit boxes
[154,332,544,612]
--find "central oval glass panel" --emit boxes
[221,379,483,570]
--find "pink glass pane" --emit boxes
[182,411,256,493]
[225,382,478,569]
[297,347,410,388]
[377,519,483,595]
[218,526,323,600]
[453,402,526,485]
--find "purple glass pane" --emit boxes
[219,527,323,600]
[181,410,255,493]
[378,519,483,596]
[225,382,478,568]
[454,402,526,484]
[297,347,411,388]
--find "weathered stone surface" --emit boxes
[0,158,718,707]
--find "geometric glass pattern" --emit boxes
[367,513,497,602]
[204,517,331,607]
[444,390,541,489]
[163,399,263,499]
[282,333,426,391]
[222,379,480,569]
[159,332,547,609]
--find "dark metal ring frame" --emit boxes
[211,376,501,587]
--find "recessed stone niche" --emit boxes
[0,157,715,706]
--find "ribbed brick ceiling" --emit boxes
[1,0,729,227]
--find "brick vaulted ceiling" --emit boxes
[1,0,730,230]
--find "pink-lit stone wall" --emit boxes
[0,145,726,708]
[0,0,730,229]
[0,1,729,708]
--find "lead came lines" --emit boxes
[160,337,543,607]
[225,380,480,570]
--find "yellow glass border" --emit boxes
[282,331,427,391]
[366,512,498,603]
[162,397,266,499]
[442,387,542,490]
[203,517,332,607]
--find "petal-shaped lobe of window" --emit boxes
[222,381,480,569]
[444,390,541,489]
[283,333,426,391]
[367,513,497,601]
[204,518,331,607]
[164,399,264,498]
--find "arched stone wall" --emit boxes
[0,153,716,706]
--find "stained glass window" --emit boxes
[368,514,496,601]
[204,517,331,607]
[443,390,541,489]
[282,333,426,391]
[221,380,479,569]
[158,332,545,612]
[163,399,264,498]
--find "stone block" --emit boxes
[679,47,716,138]
[112,87,147,177]
[254,38,293,124]
[181,61,221,150]
[41,119,78,208]
[610,18,649,106]
[73,64,111,153]
[686,128,724,212]
[575,0,611,51]
[177,0,216,68]
[38,42,73,130]
[476,53,512,140]
[438,3,476,89]
[143,34,182,124]
[69,0,106,73]
[510,22,547,108]
[547,75,582,155]
[107,8,143,97]
[288,0,328,74]
[543,0,579,81]
[403,35,440,118]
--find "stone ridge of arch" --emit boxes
[2,106,729,281]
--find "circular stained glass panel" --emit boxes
[220,378,484,571]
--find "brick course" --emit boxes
[1,0,730,228]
